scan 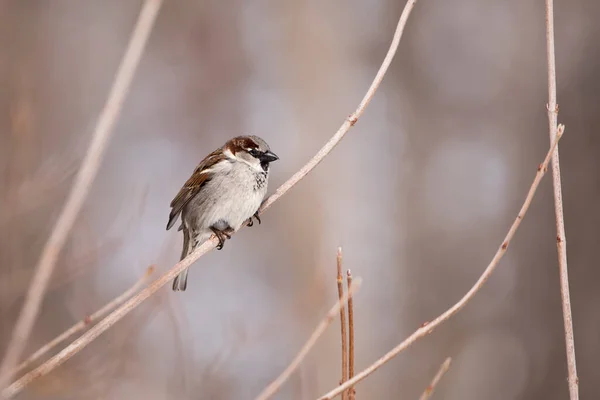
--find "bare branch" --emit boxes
[346,270,355,400]
[418,358,451,400]
[258,0,418,213]
[317,127,564,400]
[0,0,163,394]
[1,0,414,396]
[255,279,363,400]
[10,266,154,377]
[544,1,578,398]
[336,248,348,400]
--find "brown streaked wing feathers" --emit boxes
[166,148,227,230]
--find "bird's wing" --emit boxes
[166,148,227,230]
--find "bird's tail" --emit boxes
[173,227,191,291]
[172,269,188,291]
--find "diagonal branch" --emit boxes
[2,1,417,397]
[544,1,578,398]
[0,0,163,394]
[258,0,418,212]
[317,126,564,400]
[10,266,154,377]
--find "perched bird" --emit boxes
[166,135,279,291]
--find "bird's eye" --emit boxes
[249,149,260,157]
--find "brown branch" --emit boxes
[336,248,348,400]
[346,270,355,400]
[544,1,578,398]
[0,0,163,394]
[418,357,451,400]
[255,279,363,400]
[317,126,565,400]
[1,0,414,396]
[10,266,154,377]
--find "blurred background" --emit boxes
[1,0,599,399]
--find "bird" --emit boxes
[166,135,279,291]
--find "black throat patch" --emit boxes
[254,171,267,191]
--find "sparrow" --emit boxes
[166,135,279,291]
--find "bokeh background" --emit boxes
[1,0,599,399]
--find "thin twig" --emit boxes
[255,279,363,400]
[258,0,418,213]
[2,0,413,396]
[10,266,154,377]
[346,270,355,400]
[336,249,348,400]
[418,357,451,400]
[544,1,578,398]
[317,126,565,400]
[0,0,163,394]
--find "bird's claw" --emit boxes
[211,227,233,250]
[246,213,261,227]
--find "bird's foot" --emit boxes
[211,226,234,250]
[246,212,261,227]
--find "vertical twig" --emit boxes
[544,1,578,398]
[0,2,163,392]
[0,0,163,394]
[255,279,363,400]
[346,270,355,400]
[336,248,348,400]
[418,358,451,400]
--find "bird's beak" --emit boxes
[260,150,279,163]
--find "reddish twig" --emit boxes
[0,0,163,395]
[346,270,355,400]
[336,248,349,400]
[317,126,564,400]
[255,279,363,400]
[418,358,451,400]
[544,1,578,398]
